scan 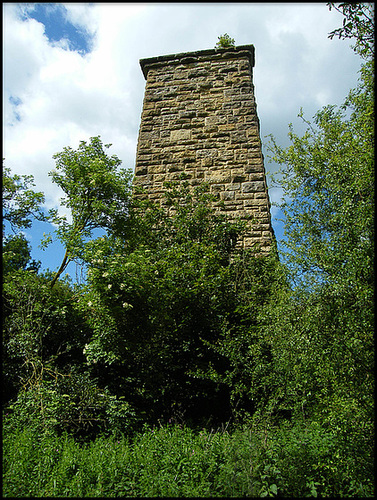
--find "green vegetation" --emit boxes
[2,5,374,497]
[48,136,133,287]
[4,418,373,497]
[215,33,235,49]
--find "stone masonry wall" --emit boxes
[133,45,274,253]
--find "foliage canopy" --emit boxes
[48,136,133,287]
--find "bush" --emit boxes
[4,418,373,497]
[5,371,139,441]
[2,270,90,404]
[78,183,249,426]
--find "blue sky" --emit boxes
[21,3,94,55]
[3,3,363,282]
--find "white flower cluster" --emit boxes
[82,343,98,364]
[122,302,133,310]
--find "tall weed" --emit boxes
[3,416,374,497]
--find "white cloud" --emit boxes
[3,3,140,215]
[62,2,99,35]
[3,2,363,222]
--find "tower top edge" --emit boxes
[139,44,255,79]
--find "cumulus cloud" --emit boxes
[3,3,141,214]
[3,2,362,222]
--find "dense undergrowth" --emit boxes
[3,417,373,498]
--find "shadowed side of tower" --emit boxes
[133,45,274,253]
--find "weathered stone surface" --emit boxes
[170,129,191,142]
[134,45,274,253]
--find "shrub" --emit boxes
[4,371,138,441]
[3,418,374,497]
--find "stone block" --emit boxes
[242,181,265,193]
[220,190,235,201]
[170,129,191,142]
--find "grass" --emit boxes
[2,418,374,497]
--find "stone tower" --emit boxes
[133,44,274,253]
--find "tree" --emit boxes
[327,2,374,58]
[78,182,255,426]
[255,4,374,483]
[2,165,51,276]
[267,102,373,290]
[2,164,51,234]
[2,269,88,402]
[2,266,134,438]
[267,6,374,290]
[215,33,236,49]
[48,136,133,287]
[2,234,41,275]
